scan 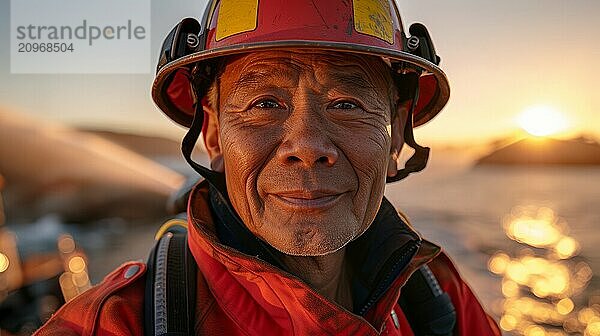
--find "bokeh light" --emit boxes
[489,252,510,274]
[505,215,562,248]
[586,321,600,336]
[57,234,76,254]
[555,237,579,259]
[0,252,9,273]
[556,298,574,315]
[67,256,86,274]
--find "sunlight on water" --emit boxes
[490,205,598,336]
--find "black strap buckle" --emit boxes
[156,18,202,73]
[407,23,441,66]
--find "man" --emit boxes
[35,0,501,335]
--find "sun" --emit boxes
[516,105,570,137]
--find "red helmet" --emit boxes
[152,0,450,129]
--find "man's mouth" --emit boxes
[268,190,345,210]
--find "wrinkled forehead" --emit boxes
[218,49,393,88]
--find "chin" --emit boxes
[277,241,348,257]
[262,224,360,257]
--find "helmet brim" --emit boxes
[152,40,450,128]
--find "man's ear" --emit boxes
[387,102,409,177]
[201,102,225,172]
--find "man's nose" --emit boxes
[276,114,339,168]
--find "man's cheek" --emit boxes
[222,133,278,213]
[222,133,266,170]
[348,150,388,182]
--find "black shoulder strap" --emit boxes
[144,227,196,336]
[399,265,457,336]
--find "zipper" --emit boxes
[358,242,419,316]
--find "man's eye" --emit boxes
[254,99,280,109]
[332,101,358,109]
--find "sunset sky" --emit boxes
[0,0,598,146]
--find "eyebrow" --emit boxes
[329,72,377,90]
[230,68,382,100]
[233,71,279,89]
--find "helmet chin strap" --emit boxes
[385,80,431,183]
[181,102,227,193]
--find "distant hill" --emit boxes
[475,136,600,166]
[82,129,182,157]
[81,129,205,158]
[82,129,209,176]
[0,110,187,222]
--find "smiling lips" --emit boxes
[269,190,345,209]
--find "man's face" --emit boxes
[205,50,400,256]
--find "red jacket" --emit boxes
[34,184,501,335]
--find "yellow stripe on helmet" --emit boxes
[216,0,259,41]
[353,0,394,44]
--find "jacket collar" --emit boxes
[187,180,440,332]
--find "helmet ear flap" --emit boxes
[157,16,223,127]
[156,18,202,73]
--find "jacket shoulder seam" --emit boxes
[83,261,146,335]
